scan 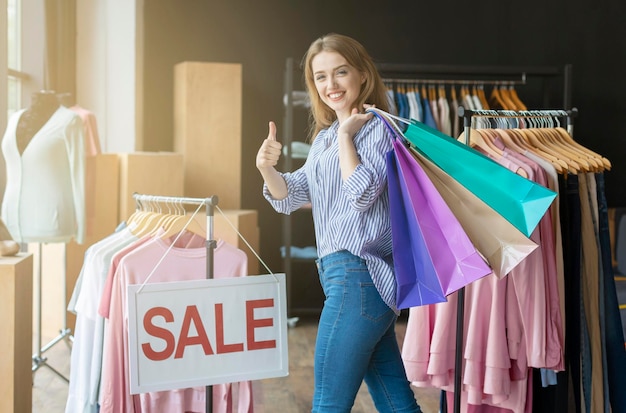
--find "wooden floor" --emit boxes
[33,316,440,412]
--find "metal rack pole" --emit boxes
[204,195,218,413]
[282,58,294,320]
[449,113,474,413]
[131,192,219,413]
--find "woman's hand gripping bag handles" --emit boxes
[380,110,492,308]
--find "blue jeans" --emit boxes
[313,250,421,413]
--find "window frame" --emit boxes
[5,0,47,123]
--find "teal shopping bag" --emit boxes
[403,120,557,237]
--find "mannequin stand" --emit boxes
[31,243,72,382]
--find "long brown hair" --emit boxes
[301,33,390,141]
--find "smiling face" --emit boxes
[311,50,365,123]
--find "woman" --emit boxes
[256,33,422,413]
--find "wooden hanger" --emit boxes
[458,128,530,178]
[458,128,501,157]
[126,197,174,237]
[538,128,595,172]
[132,210,168,238]
[148,203,182,237]
[479,129,528,179]
[517,128,577,174]
[478,129,505,156]
[476,85,490,109]
[489,86,507,110]
[498,86,518,110]
[503,129,564,174]
[126,196,152,227]
[530,116,597,172]
[125,208,145,229]
[493,128,529,154]
[534,128,584,172]
[460,84,468,100]
[479,129,529,178]
[524,120,586,171]
[159,209,207,239]
[553,127,612,171]
[508,86,527,111]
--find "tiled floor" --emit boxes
[32,334,72,412]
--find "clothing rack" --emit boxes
[374,63,573,413]
[452,107,577,413]
[459,106,579,133]
[282,61,573,411]
[131,192,219,413]
[376,63,573,110]
[382,78,526,86]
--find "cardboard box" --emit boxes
[117,152,185,221]
[0,253,33,413]
[174,62,242,209]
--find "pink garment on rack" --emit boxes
[97,233,153,319]
[488,136,566,349]
[522,150,565,343]
[477,146,563,370]
[401,151,564,413]
[501,159,562,371]
[70,105,101,156]
[69,105,101,238]
[98,233,253,413]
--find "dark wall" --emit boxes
[143,0,626,273]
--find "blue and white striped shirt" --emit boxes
[264,116,399,311]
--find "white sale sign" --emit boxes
[127,273,288,394]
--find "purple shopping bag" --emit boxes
[391,138,492,297]
[386,149,447,308]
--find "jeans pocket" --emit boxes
[359,281,391,322]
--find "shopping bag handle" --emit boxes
[366,107,412,147]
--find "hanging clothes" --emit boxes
[69,105,102,156]
[66,225,141,413]
[385,82,527,137]
[66,208,255,413]
[400,113,626,413]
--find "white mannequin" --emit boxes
[1,90,86,244]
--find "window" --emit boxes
[5,0,46,123]
[7,0,22,117]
